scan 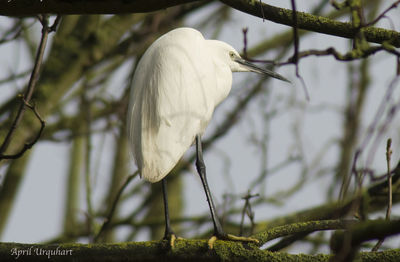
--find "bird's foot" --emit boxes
[208,233,259,249]
[163,232,177,248]
[163,233,185,248]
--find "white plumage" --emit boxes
[127,27,289,182]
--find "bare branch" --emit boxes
[239,191,258,236]
[372,138,393,251]
[220,0,400,47]
[0,98,46,159]
[0,15,61,160]
[0,240,398,261]
[365,0,400,26]
[253,219,357,245]
[94,172,139,242]
[0,0,204,15]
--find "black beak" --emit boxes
[234,57,291,83]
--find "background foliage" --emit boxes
[0,0,400,260]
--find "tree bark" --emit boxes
[220,0,400,47]
[1,0,399,47]
[1,241,399,262]
[0,0,203,15]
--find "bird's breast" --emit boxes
[213,64,233,107]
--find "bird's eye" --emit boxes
[229,51,235,59]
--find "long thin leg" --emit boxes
[195,135,259,249]
[161,178,175,239]
[195,135,226,238]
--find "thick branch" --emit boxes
[253,219,357,245]
[0,241,399,262]
[220,0,400,47]
[1,0,399,49]
[0,0,203,15]
[331,219,400,253]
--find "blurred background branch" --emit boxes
[0,0,400,260]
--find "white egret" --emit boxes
[127,27,290,247]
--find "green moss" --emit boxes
[1,241,399,261]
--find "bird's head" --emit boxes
[209,40,290,83]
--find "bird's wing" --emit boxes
[128,30,217,182]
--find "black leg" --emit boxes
[195,135,226,238]
[162,178,174,239]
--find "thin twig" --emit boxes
[242,27,248,58]
[82,92,95,242]
[290,0,310,101]
[371,138,393,251]
[0,19,23,45]
[330,0,348,10]
[49,15,62,32]
[0,70,30,86]
[1,97,46,159]
[239,190,258,236]
[0,15,61,161]
[385,139,393,221]
[291,0,299,67]
[258,0,265,22]
[365,0,400,26]
[94,171,139,242]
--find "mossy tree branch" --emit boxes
[0,0,399,48]
[0,0,204,15]
[331,219,400,253]
[220,0,400,47]
[1,219,400,262]
[0,241,329,262]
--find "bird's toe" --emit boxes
[163,233,180,248]
[207,234,259,249]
